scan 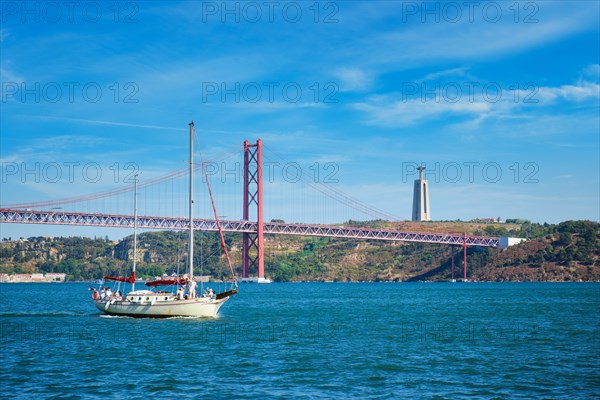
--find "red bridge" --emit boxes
[0,139,499,281]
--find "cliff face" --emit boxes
[1,221,598,282]
[0,236,117,275]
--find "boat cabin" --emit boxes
[126,290,176,303]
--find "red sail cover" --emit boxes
[145,278,183,287]
[104,272,136,284]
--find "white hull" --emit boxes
[239,277,272,284]
[94,296,228,318]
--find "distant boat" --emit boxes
[94,279,104,284]
[239,277,272,284]
[91,122,237,318]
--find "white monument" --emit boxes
[412,164,431,221]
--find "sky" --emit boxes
[1,0,599,240]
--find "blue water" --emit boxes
[0,283,599,399]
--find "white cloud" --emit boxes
[582,64,600,79]
[354,95,491,127]
[208,100,328,113]
[420,67,471,82]
[537,81,600,103]
[328,2,599,82]
[0,67,23,84]
[0,28,8,42]
[354,75,600,128]
[333,67,373,92]
[0,154,21,164]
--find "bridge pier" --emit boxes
[451,245,455,281]
[242,139,265,279]
[463,232,467,282]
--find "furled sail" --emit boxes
[104,272,136,284]
[145,277,184,287]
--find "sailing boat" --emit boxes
[92,121,237,318]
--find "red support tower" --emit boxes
[463,232,467,282]
[242,139,264,278]
[451,245,455,281]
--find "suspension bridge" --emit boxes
[0,138,501,281]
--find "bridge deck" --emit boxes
[0,209,499,247]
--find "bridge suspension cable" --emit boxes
[0,147,240,210]
[262,144,401,221]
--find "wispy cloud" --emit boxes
[420,67,471,82]
[582,64,600,79]
[353,96,492,127]
[0,134,109,165]
[0,64,24,100]
[537,81,600,103]
[224,101,328,112]
[333,67,374,92]
[353,76,600,128]
[0,67,22,83]
[327,2,599,83]
[30,116,186,131]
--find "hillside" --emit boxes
[0,220,598,282]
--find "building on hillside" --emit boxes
[499,237,527,249]
[45,273,67,282]
[471,217,502,223]
[0,273,66,283]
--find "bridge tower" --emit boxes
[463,232,467,282]
[242,139,264,279]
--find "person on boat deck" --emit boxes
[106,288,112,298]
[188,279,197,298]
[100,287,106,300]
[180,276,191,299]
[176,286,184,300]
[91,289,100,300]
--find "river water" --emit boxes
[0,282,598,399]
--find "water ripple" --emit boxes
[0,282,598,398]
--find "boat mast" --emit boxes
[132,174,138,292]
[189,121,194,281]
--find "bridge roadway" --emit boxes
[0,208,500,247]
